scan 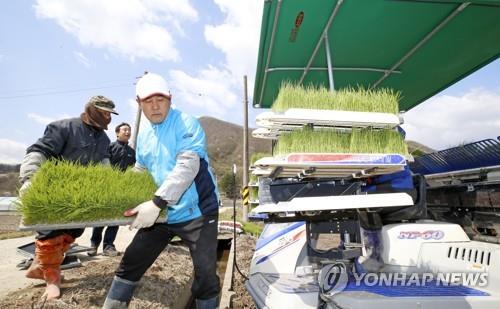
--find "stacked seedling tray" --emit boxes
[17,160,165,230]
[251,83,409,179]
[250,83,413,215]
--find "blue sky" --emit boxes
[0,0,499,163]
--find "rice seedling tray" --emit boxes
[17,242,92,258]
[252,153,406,179]
[256,109,401,131]
[18,217,167,231]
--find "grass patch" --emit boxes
[18,160,157,225]
[219,206,263,236]
[272,82,400,114]
[242,222,263,237]
[275,128,408,155]
[0,231,34,240]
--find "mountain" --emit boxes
[199,116,272,177]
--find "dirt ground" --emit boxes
[231,234,257,309]
[0,233,259,309]
[0,208,259,308]
[0,244,193,309]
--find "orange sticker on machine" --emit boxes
[295,11,304,27]
[289,11,304,42]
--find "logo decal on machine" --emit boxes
[398,230,445,240]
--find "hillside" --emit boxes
[199,116,272,177]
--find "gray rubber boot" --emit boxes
[102,276,138,309]
[195,296,218,309]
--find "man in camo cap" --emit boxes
[19,95,117,301]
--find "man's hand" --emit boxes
[19,180,32,197]
[128,200,162,230]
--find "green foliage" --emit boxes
[273,82,400,114]
[275,128,408,155]
[18,160,157,225]
[218,171,241,199]
[410,148,426,158]
[250,152,270,165]
[249,152,271,184]
[249,187,259,201]
[242,221,263,237]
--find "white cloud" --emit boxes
[0,54,4,62]
[403,88,500,150]
[27,113,56,125]
[204,0,263,91]
[167,0,263,121]
[34,0,198,62]
[0,139,27,164]
[27,113,71,125]
[169,66,238,117]
[74,51,90,68]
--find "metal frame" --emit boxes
[372,2,470,88]
[299,0,344,85]
[257,0,283,108]
[266,67,402,74]
[324,32,335,92]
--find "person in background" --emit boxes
[88,122,136,257]
[102,73,220,309]
[19,95,117,300]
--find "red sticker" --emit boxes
[295,11,304,27]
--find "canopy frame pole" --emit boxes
[324,33,335,92]
[372,2,470,88]
[267,67,401,74]
[258,0,283,107]
[299,0,344,85]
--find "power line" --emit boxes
[0,83,132,100]
[0,79,133,95]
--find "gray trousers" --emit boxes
[115,214,220,300]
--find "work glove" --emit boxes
[19,180,32,197]
[128,200,162,230]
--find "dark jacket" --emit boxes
[109,140,136,171]
[27,117,110,164]
[24,117,110,240]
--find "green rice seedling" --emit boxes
[250,187,259,201]
[275,128,408,155]
[272,82,400,114]
[18,160,158,225]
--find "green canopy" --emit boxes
[253,0,500,111]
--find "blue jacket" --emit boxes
[136,108,219,223]
[363,165,414,193]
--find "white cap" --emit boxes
[135,73,171,100]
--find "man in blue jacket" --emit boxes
[103,73,220,309]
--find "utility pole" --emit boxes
[131,71,148,150]
[131,105,141,150]
[242,75,249,222]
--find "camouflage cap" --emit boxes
[88,95,118,115]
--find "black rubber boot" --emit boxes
[102,276,138,309]
[195,296,218,309]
